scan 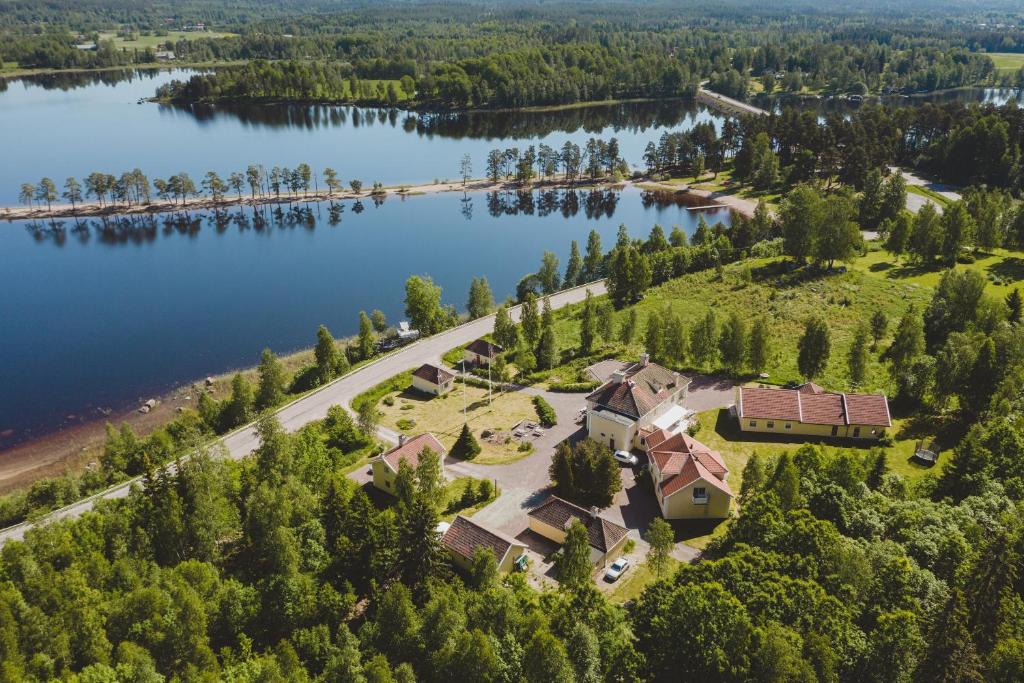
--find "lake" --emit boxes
[0,187,731,448]
[0,68,722,206]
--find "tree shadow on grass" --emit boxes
[987,256,1024,284]
[668,518,725,544]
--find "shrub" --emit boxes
[533,396,557,427]
[517,442,533,453]
[624,539,636,554]
[477,479,495,501]
[396,418,416,431]
[382,395,395,407]
[686,421,702,437]
[549,381,600,393]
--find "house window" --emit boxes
[767,421,775,429]
[831,425,838,437]
[693,487,708,504]
[853,427,861,438]
[749,420,757,427]
[785,423,792,430]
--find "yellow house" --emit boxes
[585,354,690,452]
[645,429,732,519]
[411,363,455,396]
[440,515,527,573]
[464,339,503,366]
[527,495,630,567]
[371,433,446,495]
[737,383,891,440]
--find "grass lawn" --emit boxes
[691,166,783,208]
[856,243,1024,298]
[607,557,681,604]
[376,382,540,465]
[441,476,499,522]
[988,52,1024,74]
[906,184,951,208]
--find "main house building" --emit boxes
[371,433,446,494]
[737,383,891,440]
[585,354,690,452]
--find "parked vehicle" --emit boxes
[613,450,638,466]
[605,557,630,581]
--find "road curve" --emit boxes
[0,281,606,546]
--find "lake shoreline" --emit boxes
[1,175,741,222]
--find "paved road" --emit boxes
[0,281,606,546]
[891,167,961,215]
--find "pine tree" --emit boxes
[467,277,494,319]
[555,519,592,590]
[451,423,481,460]
[1006,288,1023,323]
[748,317,771,375]
[870,310,889,348]
[255,348,287,410]
[549,443,576,499]
[358,311,376,361]
[581,229,604,282]
[915,589,985,683]
[645,312,663,363]
[520,293,541,347]
[619,308,639,345]
[797,317,831,381]
[848,323,870,387]
[962,338,998,417]
[718,311,748,376]
[564,240,582,287]
[537,324,558,370]
[865,449,888,490]
[493,303,519,350]
[690,309,719,370]
[315,324,339,385]
[644,518,674,578]
[739,452,766,502]
[221,373,255,430]
[579,291,597,355]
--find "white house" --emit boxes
[464,339,503,366]
[411,363,455,396]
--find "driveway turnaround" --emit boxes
[0,281,606,546]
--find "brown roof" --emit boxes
[527,495,629,553]
[586,359,687,420]
[648,433,732,498]
[442,515,521,562]
[738,384,891,428]
[466,339,502,358]
[412,363,455,385]
[379,433,446,472]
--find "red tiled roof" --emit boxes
[648,432,732,499]
[738,385,891,428]
[844,393,892,427]
[527,495,629,553]
[586,360,687,420]
[800,392,846,425]
[380,433,446,472]
[466,339,502,358]
[442,515,521,562]
[412,363,455,385]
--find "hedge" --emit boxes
[532,396,558,427]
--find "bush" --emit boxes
[549,381,600,393]
[686,421,701,437]
[382,395,395,407]
[517,442,533,453]
[396,418,416,431]
[624,539,636,554]
[533,396,558,427]
[477,479,495,501]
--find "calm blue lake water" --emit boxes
[0,187,730,447]
[0,68,722,206]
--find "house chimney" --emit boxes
[612,370,627,384]
[640,352,650,367]
[398,434,406,446]
[589,506,599,519]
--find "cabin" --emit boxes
[411,363,455,396]
[527,495,629,568]
[736,383,891,440]
[371,433,446,494]
[440,515,527,573]
[464,339,503,366]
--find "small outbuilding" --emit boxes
[464,339,503,366]
[527,495,629,568]
[440,515,527,573]
[411,363,455,396]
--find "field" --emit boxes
[857,243,1024,297]
[97,30,236,49]
[988,52,1024,74]
[375,382,540,465]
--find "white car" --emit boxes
[605,557,630,581]
[613,450,638,466]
